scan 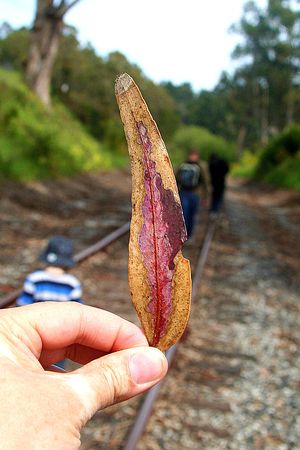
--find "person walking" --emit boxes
[176,149,208,239]
[208,153,229,213]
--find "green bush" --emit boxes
[263,154,300,190]
[271,155,300,189]
[231,150,260,178]
[254,125,300,190]
[168,125,235,167]
[0,68,113,180]
[256,125,300,177]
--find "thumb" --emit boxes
[66,347,168,421]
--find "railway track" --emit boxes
[123,217,218,450]
[75,214,240,450]
[0,175,300,450]
[0,211,219,449]
[2,183,299,449]
[0,222,130,308]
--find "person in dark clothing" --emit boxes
[176,150,208,239]
[208,153,229,213]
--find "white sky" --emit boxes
[1,0,267,91]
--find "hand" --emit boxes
[0,302,168,449]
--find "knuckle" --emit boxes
[99,358,131,405]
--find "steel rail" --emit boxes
[0,222,130,309]
[123,216,218,450]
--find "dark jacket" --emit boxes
[209,156,229,190]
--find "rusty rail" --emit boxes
[123,216,218,450]
[0,214,217,449]
[0,222,130,309]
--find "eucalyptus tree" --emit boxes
[26,0,80,107]
[231,0,300,143]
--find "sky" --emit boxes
[1,0,267,91]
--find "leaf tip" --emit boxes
[115,73,134,96]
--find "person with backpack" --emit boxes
[176,149,208,239]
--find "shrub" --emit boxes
[263,154,300,190]
[231,150,259,178]
[253,124,300,190]
[255,125,300,178]
[168,125,235,167]
[0,68,113,180]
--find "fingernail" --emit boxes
[129,348,166,385]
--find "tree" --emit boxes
[26,0,80,107]
[0,25,179,148]
[231,0,300,142]
[162,81,195,124]
[0,25,29,71]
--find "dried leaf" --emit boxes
[115,73,191,351]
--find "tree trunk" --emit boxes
[252,80,260,142]
[260,85,269,145]
[286,89,294,126]
[236,125,246,160]
[26,1,79,107]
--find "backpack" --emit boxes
[177,163,201,189]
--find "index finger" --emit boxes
[12,302,147,358]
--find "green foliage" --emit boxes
[254,124,300,189]
[0,68,112,180]
[168,125,235,166]
[0,24,29,71]
[232,125,300,190]
[49,30,179,144]
[256,124,300,175]
[0,25,179,150]
[162,81,195,124]
[162,2,300,150]
[230,0,300,144]
[1,4,300,186]
[263,154,300,190]
[231,150,260,178]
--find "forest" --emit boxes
[0,0,299,188]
